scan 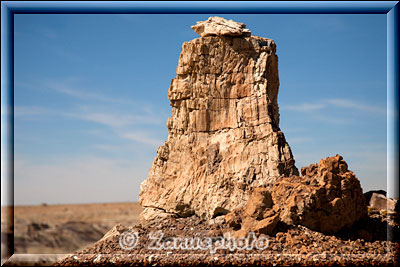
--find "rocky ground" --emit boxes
[54,209,399,266]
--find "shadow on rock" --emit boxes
[336,211,399,242]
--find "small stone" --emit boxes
[148,255,155,262]
[191,16,251,37]
[93,255,101,263]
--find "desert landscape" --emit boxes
[2,202,142,265]
[4,16,399,266]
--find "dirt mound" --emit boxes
[55,210,399,266]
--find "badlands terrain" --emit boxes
[2,202,142,265]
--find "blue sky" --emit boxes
[13,14,388,205]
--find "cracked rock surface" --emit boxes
[139,17,299,223]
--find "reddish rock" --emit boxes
[227,155,367,235]
[242,188,273,219]
[226,188,279,238]
[272,154,367,233]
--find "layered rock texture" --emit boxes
[226,155,368,235]
[139,17,298,222]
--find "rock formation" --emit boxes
[226,155,368,235]
[274,155,367,233]
[139,17,299,223]
[368,192,399,214]
[364,190,387,206]
[54,17,395,267]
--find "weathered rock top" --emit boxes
[191,16,251,37]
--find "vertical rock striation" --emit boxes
[139,17,298,223]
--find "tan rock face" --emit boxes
[226,155,367,235]
[191,16,251,37]
[139,17,298,223]
[369,193,399,214]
